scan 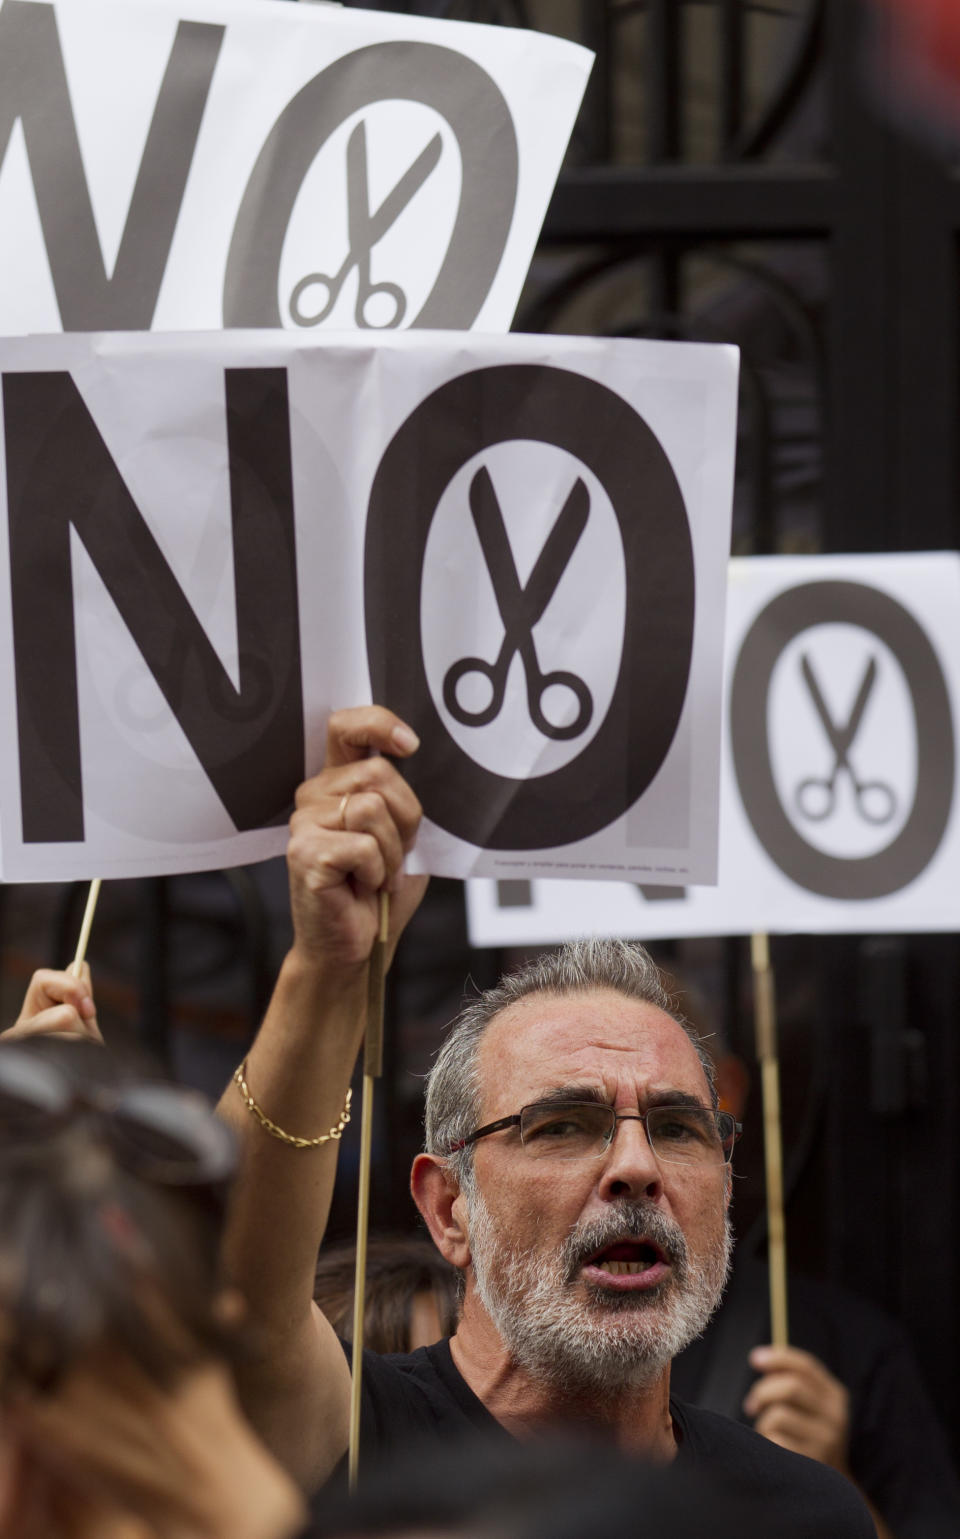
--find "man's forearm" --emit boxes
[210,707,424,1488]
[218,947,369,1338]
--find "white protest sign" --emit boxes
[0,328,739,883]
[0,0,591,334]
[466,552,960,942]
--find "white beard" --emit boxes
[467,1191,732,1392]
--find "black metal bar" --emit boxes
[890,133,959,550]
[647,0,683,162]
[578,0,613,163]
[543,165,838,240]
[738,350,776,554]
[648,246,682,337]
[825,0,895,551]
[719,0,744,151]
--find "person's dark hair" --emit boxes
[313,1235,459,1353]
[0,1037,236,1399]
[424,937,716,1192]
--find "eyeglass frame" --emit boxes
[447,1097,742,1165]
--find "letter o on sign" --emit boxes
[364,363,695,849]
[730,580,954,898]
[224,42,518,329]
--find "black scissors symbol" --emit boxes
[289,119,442,329]
[442,467,594,742]
[794,653,897,825]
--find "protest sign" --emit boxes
[466,552,960,942]
[0,0,591,334]
[0,328,738,883]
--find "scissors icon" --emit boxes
[794,653,897,825]
[442,466,594,742]
[289,119,442,329]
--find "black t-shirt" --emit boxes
[672,1260,960,1539]
[336,1337,874,1538]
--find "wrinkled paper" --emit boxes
[466,552,960,937]
[0,329,738,882]
[0,0,592,335]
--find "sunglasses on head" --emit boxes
[0,1046,236,1187]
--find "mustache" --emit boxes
[561,1201,688,1283]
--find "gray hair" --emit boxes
[424,938,716,1193]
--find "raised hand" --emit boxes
[744,1344,851,1472]
[2,964,102,1044]
[287,705,428,970]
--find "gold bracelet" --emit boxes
[233,1061,352,1149]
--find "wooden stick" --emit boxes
[347,889,390,1492]
[750,931,789,1348]
[70,879,102,976]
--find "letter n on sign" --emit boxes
[2,368,304,843]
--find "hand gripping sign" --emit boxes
[0,0,592,335]
[466,552,960,943]
[0,328,739,886]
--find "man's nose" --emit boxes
[597,1114,664,1201]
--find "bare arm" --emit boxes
[217,706,427,1491]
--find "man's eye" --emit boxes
[657,1115,706,1142]
[529,1118,583,1139]
[524,1107,599,1141]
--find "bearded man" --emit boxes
[218,707,874,1537]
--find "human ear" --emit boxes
[410,1154,471,1269]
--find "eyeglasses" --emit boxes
[448,1099,741,1166]
[0,1047,237,1187]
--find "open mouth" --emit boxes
[585,1240,665,1277]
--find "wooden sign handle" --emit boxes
[70,879,102,975]
[751,931,789,1349]
[347,890,390,1491]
